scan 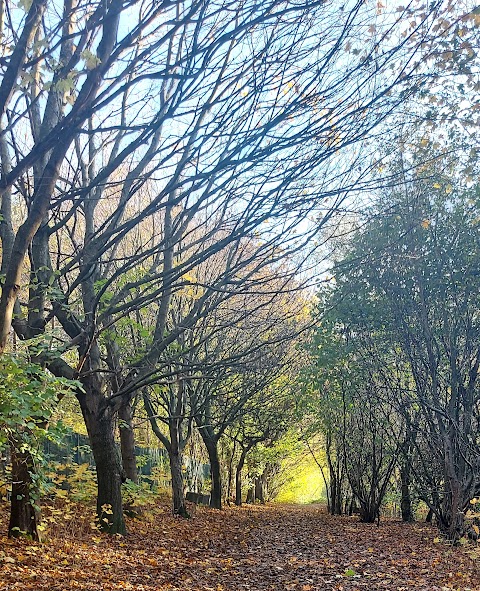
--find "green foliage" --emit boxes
[275,447,325,504]
[306,143,480,533]
[148,464,172,494]
[0,353,76,447]
[17,0,33,11]
[248,432,301,474]
[44,462,97,503]
[43,461,161,513]
[53,396,88,435]
[80,49,101,70]
[0,352,79,500]
[344,568,356,577]
[122,479,159,515]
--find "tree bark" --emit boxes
[80,392,126,535]
[255,476,265,504]
[400,465,414,522]
[439,479,466,542]
[8,442,39,541]
[118,399,138,483]
[227,440,236,503]
[330,474,340,515]
[169,448,188,517]
[235,448,248,506]
[204,438,222,509]
[358,496,381,523]
[0,0,46,119]
[143,390,190,517]
[168,409,189,517]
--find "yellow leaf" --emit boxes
[421,219,431,229]
[445,184,453,194]
[81,49,101,70]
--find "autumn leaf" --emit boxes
[1,503,479,590]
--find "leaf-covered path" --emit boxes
[1,503,479,590]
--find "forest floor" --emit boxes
[0,501,479,591]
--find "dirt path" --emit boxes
[0,503,479,590]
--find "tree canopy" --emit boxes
[1,0,479,551]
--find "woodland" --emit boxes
[0,0,480,589]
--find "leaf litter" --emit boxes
[0,502,479,590]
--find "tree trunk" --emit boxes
[227,440,236,503]
[204,439,222,509]
[169,448,189,517]
[235,469,242,506]
[442,509,465,542]
[118,399,138,484]
[8,442,39,540]
[246,487,255,504]
[81,396,126,535]
[359,504,378,523]
[235,448,248,506]
[143,389,190,517]
[439,481,466,542]
[400,466,414,522]
[333,463,346,515]
[348,496,358,516]
[333,483,343,515]
[325,439,336,514]
[255,476,265,504]
[330,474,339,515]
